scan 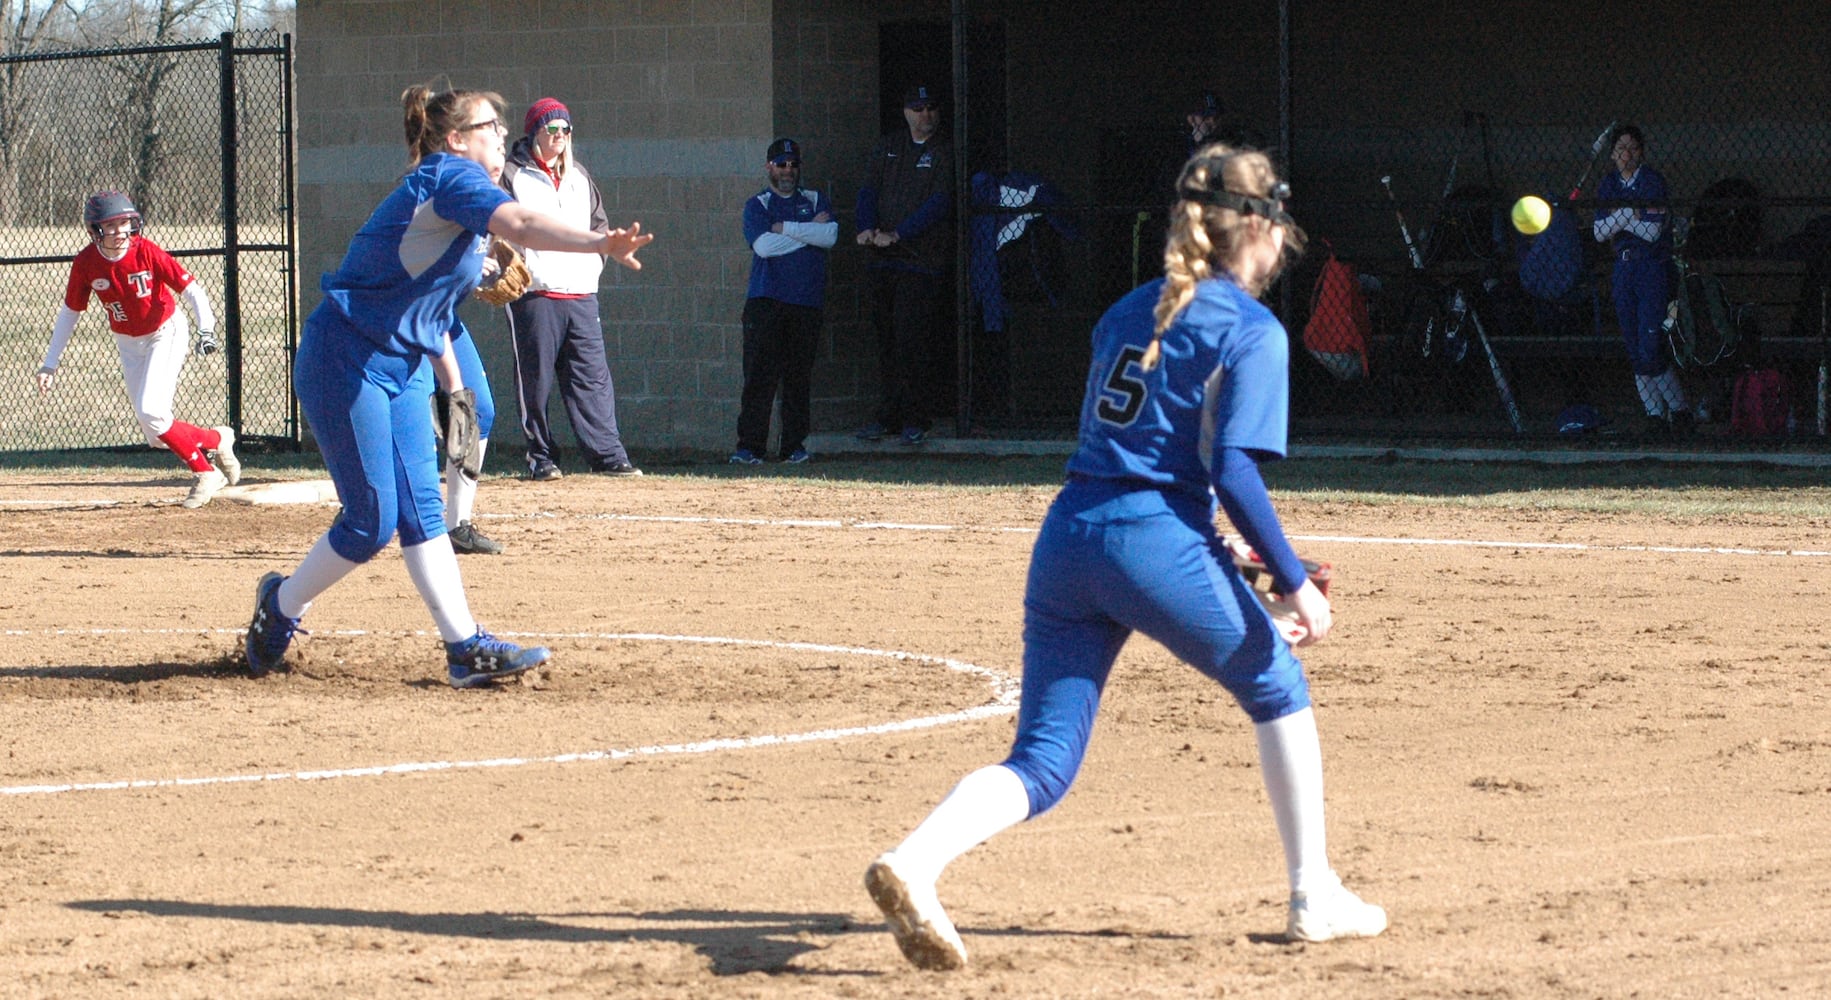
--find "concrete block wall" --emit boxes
[296,0,779,456]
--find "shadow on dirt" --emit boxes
[66,899,1194,975]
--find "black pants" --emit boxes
[866,266,940,431]
[506,294,631,471]
[736,297,821,456]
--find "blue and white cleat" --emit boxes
[446,628,550,689]
[245,571,299,676]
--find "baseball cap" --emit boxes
[767,137,800,164]
[1556,404,1604,435]
[902,83,940,109]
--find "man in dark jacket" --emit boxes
[854,82,955,445]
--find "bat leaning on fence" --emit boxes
[1381,174,1525,433]
[1567,121,1619,203]
[1817,287,1827,437]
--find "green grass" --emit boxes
[7,448,1828,519]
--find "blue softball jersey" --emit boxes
[310,153,513,356]
[1597,165,1672,257]
[1066,276,1289,499]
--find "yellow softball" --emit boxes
[1511,195,1552,236]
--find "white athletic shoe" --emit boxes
[182,469,228,509]
[865,852,967,971]
[1287,880,1388,942]
[211,425,241,485]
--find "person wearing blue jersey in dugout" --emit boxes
[1592,124,1691,436]
[730,137,836,465]
[864,146,1386,971]
[243,83,652,688]
[854,83,954,446]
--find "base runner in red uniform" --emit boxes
[35,190,241,508]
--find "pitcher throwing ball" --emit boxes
[865,146,1385,971]
[36,191,240,508]
[242,82,651,688]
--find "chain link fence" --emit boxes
[0,31,297,454]
[954,3,1831,447]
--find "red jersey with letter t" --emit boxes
[63,239,196,336]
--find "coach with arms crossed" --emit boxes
[501,97,643,479]
[730,138,836,465]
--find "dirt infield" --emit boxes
[2,465,1828,998]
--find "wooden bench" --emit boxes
[1484,257,1823,361]
[1694,257,1811,345]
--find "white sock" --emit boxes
[446,438,486,526]
[1633,374,1661,416]
[890,764,1032,886]
[1255,707,1334,895]
[275,533,359,619]
[1654,370,1688,413]
[401,536,477,643]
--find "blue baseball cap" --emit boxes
[767,138,800,164]
[903,83,940,108]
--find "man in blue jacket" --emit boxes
[732,138,837,465]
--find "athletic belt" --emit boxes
[1616,246,1665,263]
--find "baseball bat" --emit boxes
[1380,175,1425,270]
[1417,154,1459,256]
[1567,120,1618,203]
[1466,299,1526,434]
[1817,287,1827,436]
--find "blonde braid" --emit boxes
[1145,145,1301,371]
[1147,201,1218,370]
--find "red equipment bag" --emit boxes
[1301,241,1371,381]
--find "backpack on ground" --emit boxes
[1730,367,1788,436]
[1301,241,1371,381]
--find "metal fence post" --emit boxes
[219,31,243,432]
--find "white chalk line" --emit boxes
[3,496,1822,557]
[0,631,1020,799]
[1291,533,1831,558]
[492,511,1831,559]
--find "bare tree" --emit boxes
[0,1,77,223]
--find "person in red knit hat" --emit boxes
[496,96,643,482]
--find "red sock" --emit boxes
[158,421,216,473]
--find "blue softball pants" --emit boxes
[1004,479,1311,817]
[1612,255,1671,376]
[448,325,495,438]
[295,320,448,563]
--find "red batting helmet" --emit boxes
[83,190,143,240]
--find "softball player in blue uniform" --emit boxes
[865,147,1386,970]
[1593,125,1690,433]
[443,320,502,554]
[244,83,651,687]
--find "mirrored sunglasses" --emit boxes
[544,123,572,136]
